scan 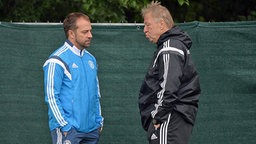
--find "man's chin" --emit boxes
[146,37,155,43]
[84,42,91,48]
[148,39,156,44]
[84,45,90,48]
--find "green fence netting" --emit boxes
[0,21,256,144]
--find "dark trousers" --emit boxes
[147,111,193,144]
[51,127,100,144]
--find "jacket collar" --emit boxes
[65,39,85,56]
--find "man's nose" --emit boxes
[143,26,147,33]
[88,31,93,38]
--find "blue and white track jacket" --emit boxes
[43,40,103,133]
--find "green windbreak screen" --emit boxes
[0,21,256,144]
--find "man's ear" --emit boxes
[160,19,167,31]
[68,30,75,39]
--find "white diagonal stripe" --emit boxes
[153,40,184,68]
[44,58,72,80]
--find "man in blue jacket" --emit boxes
[43,12,103,144]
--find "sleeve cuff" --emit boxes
[152,119,160,125]
[61,124,72,132]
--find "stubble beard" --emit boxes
[75,38,91,49]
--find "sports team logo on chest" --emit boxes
[88,60,95,69]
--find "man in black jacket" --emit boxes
[138,1,201,144]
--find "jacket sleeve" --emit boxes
[95,76,104,127]
[151,50,185,124]
[43,60,72,132]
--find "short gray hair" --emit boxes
[141,1,174,28]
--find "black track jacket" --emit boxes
[138,26,201,131]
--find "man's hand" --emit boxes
[154,124,160,129]
[98,127,103,133]
[63,132,68,137]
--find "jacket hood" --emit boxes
[157,26,192,49]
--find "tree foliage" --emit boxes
[0,0,255,23]
[164,0,256,22]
